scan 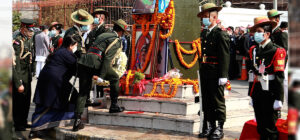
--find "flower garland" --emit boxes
[130,24,136,69]
[174,38,201,69]
[125,70,134,95]
[144,78,199,98]
[141,22,150,36]
[160,0,175,39]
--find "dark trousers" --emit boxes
[200,69,226,123]
[12,81,31,128]
[252,83,279,140]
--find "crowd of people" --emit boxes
[12,8,129,138]
[11,3,289,140]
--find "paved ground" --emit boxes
[13,79,287,139]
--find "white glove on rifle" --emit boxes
[273,100,283,110]
[218,78,227,85]
[97,77,104,83]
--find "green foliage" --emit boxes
[13,11,21,32]
[0,69,10,92]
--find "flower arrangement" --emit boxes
[159,0,175,39]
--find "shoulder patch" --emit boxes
[273,48,286,72]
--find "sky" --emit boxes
[0,0,12,59]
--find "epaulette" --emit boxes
[273,47,286,72]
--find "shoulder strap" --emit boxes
[105,38,120,54]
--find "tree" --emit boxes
[13,11,21,32]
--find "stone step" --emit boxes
[54,124,237,140]
[105,96,200,116]
[103,95,250,116]
[88,108,200,134]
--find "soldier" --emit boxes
[197,3,230,139]
[12,18,36,131]
[49,23,64,52]
[248,16,286,139]
[64,9,93,57]
[85,8,109,104]
[73,19,128,131]
[267,9,288,51]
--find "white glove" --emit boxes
[218,78,227,85]
[273,100,283,110]
[97,77,104,83]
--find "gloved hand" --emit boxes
[97,77,104,83]
[218,78,227,85]
[273,100,283,110]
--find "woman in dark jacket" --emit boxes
[49,23,64,52]
[29,35,80,138]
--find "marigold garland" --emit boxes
[160,0,175,39]
[141,22,150,36]
[144,78,199,98]
[174,38,201,69]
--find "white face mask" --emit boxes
[72,45,77,53]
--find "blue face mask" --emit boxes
[202,18,211,27]
[49,30,56,37]
[94,18,99,24]
[254,32,265,44]
[81,25,89,32]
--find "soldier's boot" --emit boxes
[72,113,84,131]
[210,121,224,139]
[109,98,125,113]
[198,121,216,138]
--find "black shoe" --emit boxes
[28,131,44,139]
[72,114,84,132]
[15,126,26,131]
[210,122,224,139]
[85,99,93,107]
[198,121,216,138]
[109,106,125,113]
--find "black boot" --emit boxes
[109,98,125,113]
[210,121,224,139]
[72,113,84,131]
[198,121,216,138]
[28,130,45,139]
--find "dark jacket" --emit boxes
[200,26,230,79]
[33,47,77,109]
[85,24,109,51]
[271,27,288,51]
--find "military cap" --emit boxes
[92,8,109,17]
[197,3,222,18]
[112,19,129,35]
[71,9,94,25]
[267,9,283,18]
[21,18,35,31]
[250,16,277,33]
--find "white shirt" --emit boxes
[208,24,218,32]
[260,39,271,49]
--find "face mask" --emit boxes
[49,30,56,37]
[94,18,99,24]
[254,32,265,44]
[202,18,211,27]
[81,25,89,32]
[72,45,77,53]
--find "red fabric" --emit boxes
[58,38,63,48]
[249,45,256,60]
[273,48,286,72]
[240,119,288,140]
[125,111,144,114]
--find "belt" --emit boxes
[88,47,103,58]
[201,56,218,64]
[252,74,275,82]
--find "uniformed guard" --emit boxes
[64,9,93,57]
[267,9,288,51]
[85,8,109,105]
[73,19,128,131]
[49,23,64,52]
[248,16,286,139]
[197,3,230,139]
[12,18,36,131]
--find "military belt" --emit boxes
[201,56,218,64]
[88,47,103,59]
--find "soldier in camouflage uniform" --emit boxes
[73,19,128,131]
[197,3,230,139]
[12,18,36,131]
